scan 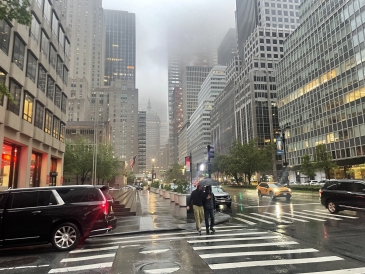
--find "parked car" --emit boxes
[212,186,232,207]
[257,182,292,200]
[302,180,319,185]
[0,185,117,251]
[320,179,365,213]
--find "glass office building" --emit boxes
[277,0,365,180]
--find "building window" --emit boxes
[51,12,58,38]
[56,56,63,77]
[7,80,21,115]
[23,92,34,123]
[52,116,59,139]
[43,0,52,25]
[0,69,6,106]
[47,76,54,100]
[49,45,56,69]
[54,85,61,108]
[58,26,64,49]
[36,0,42,8]
[26,51,37,83]
[12,35,26,70]
[30,14,40,43]
[34,101,44,129]
[60,122,65,142]
[44,110,52,134]
[0,20,11,55]
[37,65,47,92]
[41,31,49,58]
[61,93,67,114]
[65,38,70,58]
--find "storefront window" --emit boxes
[30,153,42,187]
[1,143,20,188]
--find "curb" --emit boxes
[89,227,185,238]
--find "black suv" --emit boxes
[0,185,117,251]
[320,179,365,213]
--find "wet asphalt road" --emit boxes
[0,188,365,273]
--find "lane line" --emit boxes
[48,262,113,273]
[0,265,49,271]
[302,210,359,219]
[263,212,309,222]
[250,213,292,224]
[233,217,256,225]
[188,235,278,244]
[61,253,115,263]
[143,268,180,274]
[282,212,326,222]
[193,241,298,251]
[209,256,344,270]
[200,248,318,259]
[297,267,365,274]
[70,244,138,254]
[140,249,170,254]
[236,213,274,224]
[294,211,342,220]
[243,203,319,208]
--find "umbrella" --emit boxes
[197,178,219,186]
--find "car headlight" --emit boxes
[274,189,279,192]
[288,188,292,192]
[227,195,231,199]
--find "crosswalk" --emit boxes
[46,223,364,273]
[233,209,359,226]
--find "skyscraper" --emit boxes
[146,100,161,172]
[218,28,238,66]
[138,111,147,174]
[104,10,136,87]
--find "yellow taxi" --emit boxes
[256,182,292,200]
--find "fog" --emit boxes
[103,0,236,125]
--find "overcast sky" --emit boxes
[103,0,236,123]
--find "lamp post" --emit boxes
[151,158,155,181]
[277,124,290,167]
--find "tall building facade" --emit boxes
[187,66,226,167]
[146,101,161,172]
[277,0,365,181]
[0,0,70,190]
[138,111,146,174]
[64,0,105,121]
[218,28,238,66]
[104,10,136,87]
[170,87,183,164]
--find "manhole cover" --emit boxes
[139,246,171,254]
[139,262,180,273]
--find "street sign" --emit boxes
[276,137,284,155]
[185,156,191,172]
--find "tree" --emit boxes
[165,163,188,183]
[126,171,136,184]
[0,0,32,25]
[300,154,316,180]
[96,143,120,183]
[314,144,337,179]
[211,153,228,180]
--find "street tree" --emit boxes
[165,163,188,183]
[211,153,228,180]
[300,154,316,180]
[96,143,120,184]
[126,171,136,184]
[314,144,337,179]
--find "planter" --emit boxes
[159,189,163,196]
[163,190,170,199]
[177,194,190,207]
[174,193,179,204]
[150,187,155,193]
[169,192,175,202]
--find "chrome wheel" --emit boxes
[54,225,77,249]
[327,201,338,213]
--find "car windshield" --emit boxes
[268,183,280,188]
[212,187,225,193]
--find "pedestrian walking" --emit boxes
[203,185,216,234]
[187,185,205,235]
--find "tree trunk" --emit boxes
[247,173,252,185]
[233,173,239,184]
[76,174,79,185]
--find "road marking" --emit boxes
[209,256,344,270]
[263,212,309,222]
[61,253,115,262]
[297,267,365,274]
[250,213,292,223]
[48,262,113,273]
[295,211,342,220]
[236,213,274,224]
[302,210,359,219]
[70,244,138,254]
[90,232,261,246]
[282,212,326,222]
[200,248,318,259]
[143,268,180,274]
[234,217,256,225]
[243,203,319,208]
[140,249,170,254]
[193,241,298,251]
[0,265,49,271]
[188,235,278,244]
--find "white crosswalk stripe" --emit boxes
[282,212,327,222]
[250,212,292,223]
[234,217,256,225]
[297,267,365,274]
[48,262,113,273]
[302,210,359,219]
[294,210,343,220]
[193,241,299,250]
[236,213,274,224]
[263,212,309,222]
[187,235,280,244]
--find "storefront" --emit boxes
[50,158,58,186]
[1,142,20,189]
[30,152,42,187]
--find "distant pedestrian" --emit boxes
[187,185,205,235]
[203,185,216,234]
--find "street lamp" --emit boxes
[277,123,290,167]
[151,158,155,180]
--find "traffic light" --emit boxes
[152,173,156,179]
[207,145,215,161]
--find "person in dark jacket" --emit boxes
[203,185,216,234]
[187,185,205,235]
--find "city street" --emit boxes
[1,188,365,273]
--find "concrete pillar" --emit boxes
[40,146,50,187]
[18,139,32,188]
[57,156,63,186]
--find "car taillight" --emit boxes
[102,199,109,215]
[319,189,323,196]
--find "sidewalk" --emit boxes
[98,190,231,237]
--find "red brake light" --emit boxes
[101,192,109,215]
[319,189,323,196]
